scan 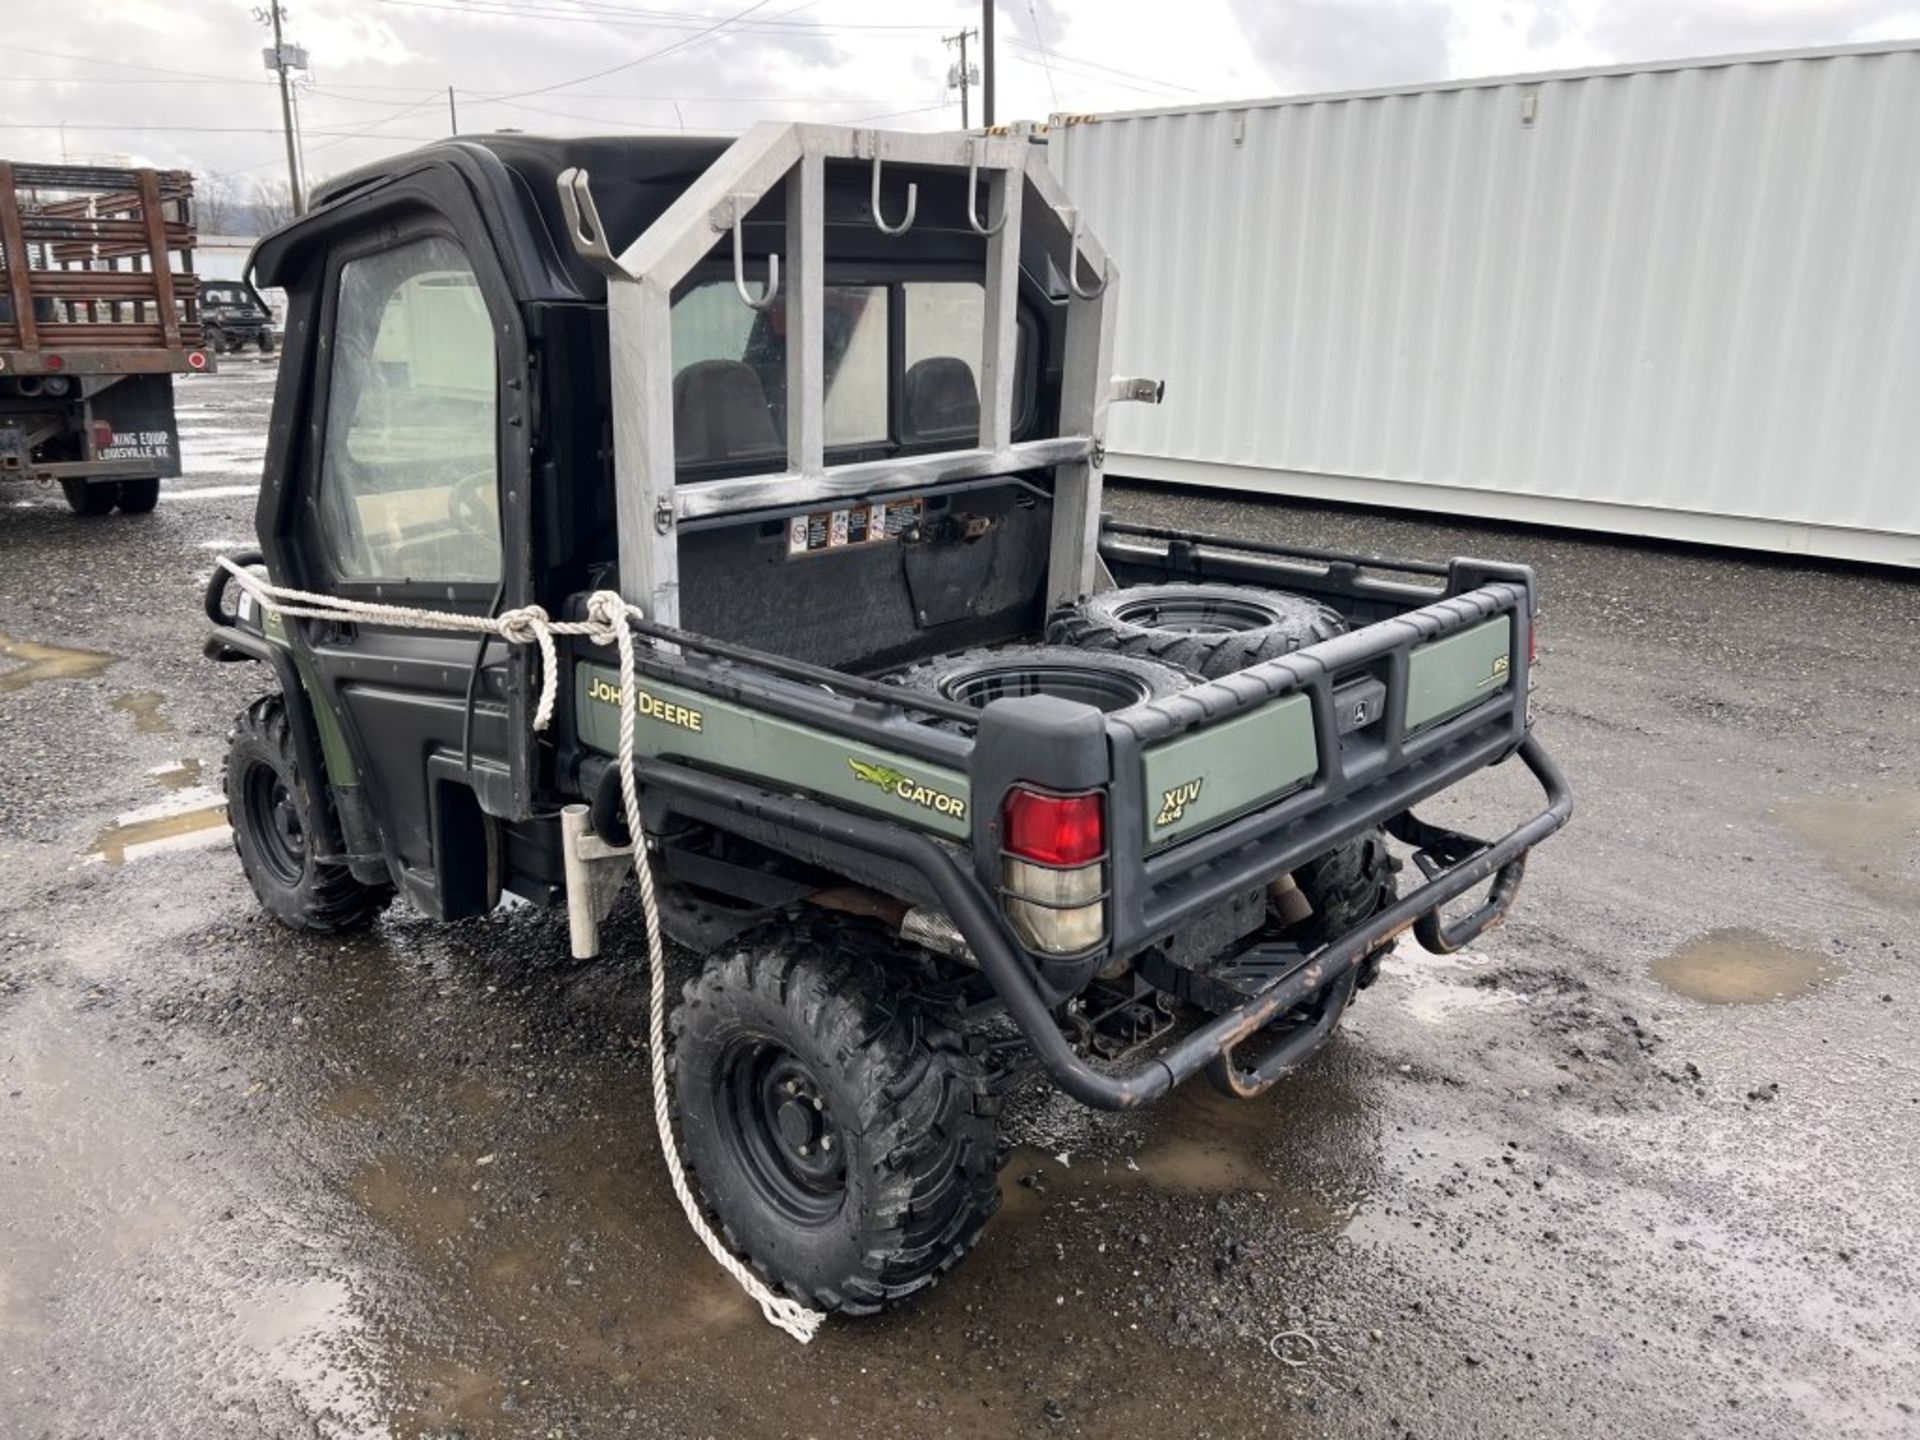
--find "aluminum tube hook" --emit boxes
[870,155,917,236]
[721,196,780,311]
[966,142,1005,236]
[1058,205,1108,300]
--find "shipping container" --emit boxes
[1047,41,1920,567]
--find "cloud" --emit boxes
[1227,0,1455,93]
[0,0,1911,192]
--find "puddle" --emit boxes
[0,632,118,694]
[86,788,229,866]
[1776,791,1920,913]
[234,1276,386,1438]
[110,690,172,734]
[1651,928,1836,1005]
[147,758,203,792]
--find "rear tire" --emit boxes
[114,477,160,513]
[225,694,392,932]
[1049,582,1346,679]
[672,925,1006,1314]
[59,479,118,517]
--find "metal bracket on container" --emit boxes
[1109,376,1166,404]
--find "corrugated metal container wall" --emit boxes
[1051,44,1920,566]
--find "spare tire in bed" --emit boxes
[889,644,1195,716]
[1047,582,1345,679]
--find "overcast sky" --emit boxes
[4,0,1915,193]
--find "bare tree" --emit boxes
[194,173,241,235]
[249,178,297,232]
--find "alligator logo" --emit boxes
[1155,777,1203,829]
[848,757,967,821]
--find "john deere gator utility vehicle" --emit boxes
[204,123,1571,1314]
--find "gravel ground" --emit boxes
[1,362,1916,1439]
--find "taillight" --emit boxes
[1000,787,1108,956]
[92,421,115,450]
[1528,617,1540,665]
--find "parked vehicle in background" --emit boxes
[200,279,276,355]
[0,160,211,516]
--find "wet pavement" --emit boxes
[2,362,1917,1438]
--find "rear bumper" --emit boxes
[636,733,1571,1111]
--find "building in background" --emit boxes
[1049,41,1920,567]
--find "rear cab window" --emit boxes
[667,278,1027,478]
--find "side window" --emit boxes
[318,235,500,584]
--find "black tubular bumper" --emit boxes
[637,734,1572,1111]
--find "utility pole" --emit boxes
[943,28,979,130]
[448,85,460,135]
[982,0,996,127]
[258,2,306,215]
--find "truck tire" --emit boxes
[889,643,1195,715]
[225,694,392,932]
[258,331,277,355]
[205,325,228,355]
[1288,829,1400,987]
[1048,582,1345,679]
[672,924,1006,1314]
[59,479,118,517]
[115,477,161,513]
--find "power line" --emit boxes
[1023,0,1060,110]
[1002,36,1202,94]
[481,0,781,104]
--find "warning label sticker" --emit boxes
[786,497,921,558]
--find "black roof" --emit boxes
[265,134,733,301]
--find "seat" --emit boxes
[902,356,980,442]
[672,359,781,464]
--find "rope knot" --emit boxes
[582,590,631,648]
[495,604,551,646]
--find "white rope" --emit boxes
[216,559,827,1343]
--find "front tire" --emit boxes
[672,925,1006,1314]
[225,695,391,932]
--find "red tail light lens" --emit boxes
[1528,618,1540,664]
[92,421,115,450]
[1003,788,1105,867]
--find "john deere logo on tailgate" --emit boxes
[1480,653,1512,689]
[848,758,967,821]
[1155,777,1204,829]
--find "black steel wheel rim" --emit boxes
[718,1038,847,1225]
[245,762,306,885]
[1110,592,1284,635]
[942,662,1153,712]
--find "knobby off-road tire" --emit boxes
[889,643,1196,715]
[1289,830,1400,987]
[672,925,1007,1314]
[225,694,392,932]
[114,477,161,513]
[59,479,118,517]
[1049,582,1346,679]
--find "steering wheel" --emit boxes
[447,466,499,541]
